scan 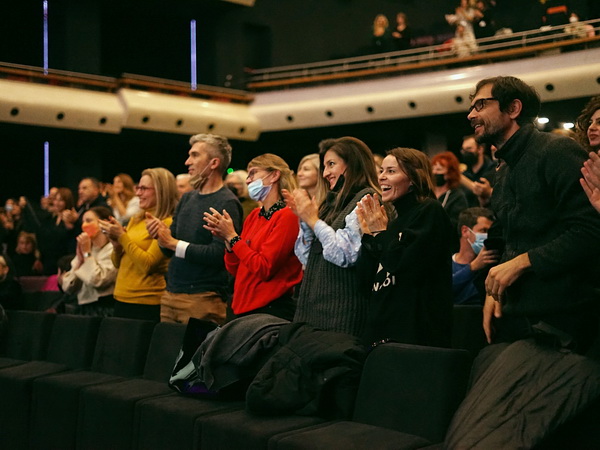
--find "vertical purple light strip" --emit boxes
[44,141,50,196]
[43,0,49,74]
[190,20,197,90]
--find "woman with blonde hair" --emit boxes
[100,167,178,321]
[204,153,302,320]
[296,153,327,207]
[110,173,140,225]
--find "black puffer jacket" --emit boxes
[246,322,367,419]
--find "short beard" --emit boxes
[475,130,504,148]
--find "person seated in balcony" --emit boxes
[446,0,481,39]
[391,12,413,51]
[371,14,393,53]
[453,22,479,57]
[564,12,595,39]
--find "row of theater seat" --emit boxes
[0,308,486,450]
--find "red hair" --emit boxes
[431,152,461,189]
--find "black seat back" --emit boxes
[352,343,471,443]
[0,311,55,360]
[91,317,155,377]
[143,322,187,382]
[46,314,102,368]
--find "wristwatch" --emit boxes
[83,252,91,258]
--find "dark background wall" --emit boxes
[0,0,597,200]
[3,0,596,85]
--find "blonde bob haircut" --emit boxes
[135,168,179,221]
[247,153,297,197]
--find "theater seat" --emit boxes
[29,317,154,450]
[77,322,187,450]
[0,310,55,369]
[134,394,245,450]
[0,314,100,449]
[268,343,471,449]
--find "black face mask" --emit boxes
[462,152,478,168]
[331,174,345,192]
[226,184,239,197]
[325,174,346,206]
[434,174,446,187]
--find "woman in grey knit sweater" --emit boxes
[284,137,380,337]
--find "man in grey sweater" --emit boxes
[147,134,242,324]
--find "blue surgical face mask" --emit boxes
[248,176,272,202]
[469,229,487,255]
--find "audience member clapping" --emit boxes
[284,137,380,337]
[578,96,600,212]
[356,147,455,347]
[101,168,178,322]
[60,206,117,317]
[205,154,302,321]
[225,170,258,220]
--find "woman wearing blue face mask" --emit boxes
[204,154,302,321]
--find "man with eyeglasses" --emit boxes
[146,134,242,325]
[446,76,600,448]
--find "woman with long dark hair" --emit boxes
[285,137,380,336]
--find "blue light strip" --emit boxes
[43,0,49,74]
[44,141,50,196]
[190,19,197,90]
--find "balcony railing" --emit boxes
[246,18,600,91]
[0,63,254,104]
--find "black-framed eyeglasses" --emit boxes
[468,97,498,114]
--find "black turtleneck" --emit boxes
[357,193,455,348]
